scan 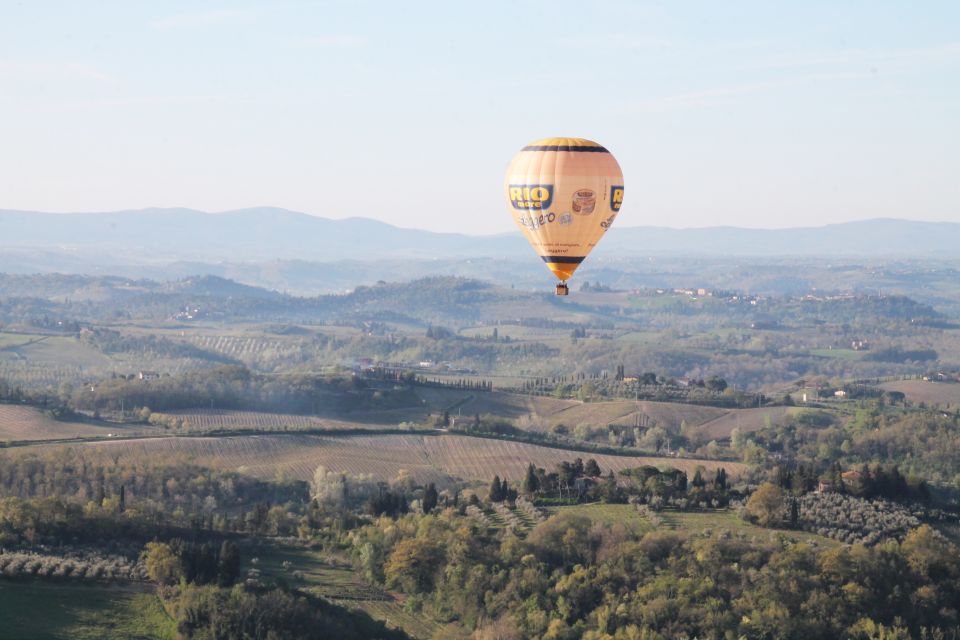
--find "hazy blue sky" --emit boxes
[1,1,958,234]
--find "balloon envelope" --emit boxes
[504,137,623,281]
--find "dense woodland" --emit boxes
[344,509,960,639]
[747,405,960,486]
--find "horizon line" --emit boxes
[2,206,958,236]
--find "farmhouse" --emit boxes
[841,470,862,485]
[573,476,599,494]
[923,371,958,382]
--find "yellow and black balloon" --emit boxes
[504,138,623,293]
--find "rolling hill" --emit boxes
[74,432,744,486]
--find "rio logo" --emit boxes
[610,186,624,212]
[509,184,554,210]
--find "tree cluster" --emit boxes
[349,507,960,639]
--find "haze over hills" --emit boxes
[2,208,959,265]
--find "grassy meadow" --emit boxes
[0,582,175,640]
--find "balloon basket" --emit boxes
[555,283,569,296]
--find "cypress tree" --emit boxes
[523,463,539,495]
[584,459,602,477]
[422,483,438,513]
[218,540,241,587]
[714,468,727,491]
[692,469,705,489]
[489,475,502,502]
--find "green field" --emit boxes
[458,325,564,341]
[252,544,438,639]
[545,503,654,535]
[0,332,112,368]
[0,581,175,640]
[614,330,662,345]
[0,404,142,443]
[809,348,863,360]
[548,504,839,547]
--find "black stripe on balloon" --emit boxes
[522,145,609,153]
[541,256,585,264]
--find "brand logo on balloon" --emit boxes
[519,212,556,229]
[610,186,624,212]
[571,189,596,215]
[509,184,554,210]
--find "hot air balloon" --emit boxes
[505,137,623,295]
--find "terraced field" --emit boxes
[458,324,569,343]
[254,545,437,639]
[0,332,112,368]
[0,330,221,388]
[548,400,725,432]
[549,504,839,547]
[544,503,653,535]
[879,379,960,407]
[0,361,87,389]
[660,510,840,547]
[415,387,576,420]
[697,406,792,438]
[159,404,446,433]
[186,334,304,363]
[0,404,140,442]
[157,409,331,431]
[76,433,745,485]
[0,332,115,388]
[416,389,734,432]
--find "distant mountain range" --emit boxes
[0,207,524,263]
[1,208,958,263]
